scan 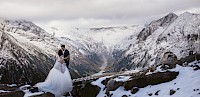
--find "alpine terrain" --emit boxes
[0,12,200,97]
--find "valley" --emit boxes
[0,12,200,97]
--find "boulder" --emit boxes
[120,67,128,72]
[169,89,176,95]
[80,83,100,97]
[131,87,139,94]
[155,90,160,95]
[122,95,128,97]
[148,93,153,96]
[193,65,200,70]
[196,53,200,60]
[106,79,124,91]
[178,55,196,65]
[101,77,112,86]
[124,71,179,90]
[177,53,200,66]
[72,81,100,97]
[160,52,177,69]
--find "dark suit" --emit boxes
[58,49,70,68]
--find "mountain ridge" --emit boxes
[112,12,200,71]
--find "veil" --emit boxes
[35,55,73,97]
[54,55,66,73]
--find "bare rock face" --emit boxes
[160,52,177,69]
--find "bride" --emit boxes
[35,55,73,97]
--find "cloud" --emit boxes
[0,0,200,29]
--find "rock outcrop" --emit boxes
[124,71,179,90]
[71,80,100,97]
[159,51,177,69]
[106,79,123,91]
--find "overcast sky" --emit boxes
[0,0,200,31]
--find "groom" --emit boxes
[58,44,70,68]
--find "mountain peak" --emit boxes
[149,12,178,27]
[166,12,177,17]
[0,18,52,38]
[179,12,200,18]
[137,12,178,41]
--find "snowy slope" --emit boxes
[0,18,103,84]
[0,29,54,84]
[91,61,200,97]
[70,25,144,50]
[113,12,200,71]
[156,12,200,58]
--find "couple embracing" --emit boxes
[35,45,73,97]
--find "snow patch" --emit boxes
[113,76,131,82]
[91,76,113,97]
[7,84,17,87]
[0,90,11,93]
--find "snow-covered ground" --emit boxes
[0,90,10,93]
[92,61,200,97]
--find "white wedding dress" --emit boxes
[35,57,73,97]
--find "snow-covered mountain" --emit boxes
[0,18,105,84]
[58,12,200,73]
[113,12,200,71]
[0,28,54,84]
[0,12,200,85]
[43,24,145,75]
[0,12,200,97]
